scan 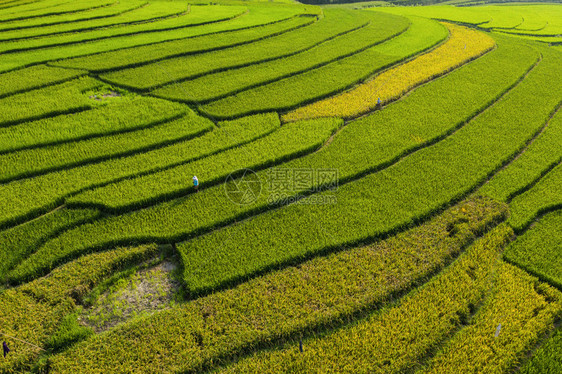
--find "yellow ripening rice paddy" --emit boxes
[282,23,496,122]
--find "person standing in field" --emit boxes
[193,176,199,192]
[2,341,9,358]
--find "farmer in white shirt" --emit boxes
[193,176,199,192]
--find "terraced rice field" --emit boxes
[0,0,560,373]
